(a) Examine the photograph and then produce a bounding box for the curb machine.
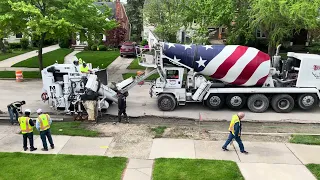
[137,42,320,113]
[40,59,157,121]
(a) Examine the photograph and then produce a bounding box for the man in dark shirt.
[7,100,25,125]
[113,91,129,124]
[18,109,37,151]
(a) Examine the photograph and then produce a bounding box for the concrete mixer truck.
[137,42,320,113]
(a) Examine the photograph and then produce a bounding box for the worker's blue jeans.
[40,129,54,150]
[7,107,18,125]
[222,132,245,152]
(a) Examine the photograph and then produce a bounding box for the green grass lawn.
[153,158,244,180]
[12,48,73,68]
[0,49,35,61]
[76,50,120,69]
[0,71,41,78]
[122,73,160,81]
[31,122,99,137]
[0,152,127,180]
[151,126,167,138]
[289,135,320,145]
[127,58,145,70]
[307,164,320,179]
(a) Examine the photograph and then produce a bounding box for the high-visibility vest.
[80,65,89,73]
[18,117,33,134]
[228,114,240,136]
[38,114,50,131]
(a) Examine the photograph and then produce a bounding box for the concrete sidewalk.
[0,67,39,71]
[0,124,319,180]
[0,44,60,67]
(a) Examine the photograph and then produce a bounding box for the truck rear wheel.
[206,94,224,110]
[247,94,269,113]
[271,94,294,113]
[226,94,246,110]
[297,94,318,110]
[157,94,177,111]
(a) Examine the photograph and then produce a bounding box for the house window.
[220,27,226,33]
[256,29,266,38]
[193,20,196,24]
[16,33,22,39]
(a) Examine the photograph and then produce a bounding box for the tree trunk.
[0,38,7,53]
[38,33,46,71]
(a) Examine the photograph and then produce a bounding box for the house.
[72,0,131,47]
[3,33,24,44]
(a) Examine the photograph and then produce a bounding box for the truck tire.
[247,94,269,113]
[157,94,177,111]
[226,94,246,110]
[271,94,294,113]
[297,94,318,110]
[205,94,224,110]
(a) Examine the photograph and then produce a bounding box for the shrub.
[140,39,148,46]
[20,38,29,49]
[307,46,320,54]
[98,45,107,51]
[91,45,97,51]
[9,43,21,49]
[59,39,70,48]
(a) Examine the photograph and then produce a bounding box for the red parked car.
[120,42,140,57]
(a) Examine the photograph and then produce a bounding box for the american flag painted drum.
[162,43,271,86]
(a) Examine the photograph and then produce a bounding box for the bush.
[140,39,148,46]
[59,39,70,48]
[307,46,320,54]
[9,43,21,49]
[98,45,107,51]
[20,38,29,49]
[91,45,97,51]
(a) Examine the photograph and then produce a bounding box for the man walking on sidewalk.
[222,112,248,154]
[18,109,37,151]
[36,109,54,151]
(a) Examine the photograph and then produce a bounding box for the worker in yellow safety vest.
[80,62,90,74]
[18,109,37,151]
[222,112,248,154]
[36,109,54,151]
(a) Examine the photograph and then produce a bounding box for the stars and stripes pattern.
[162,43,270,86]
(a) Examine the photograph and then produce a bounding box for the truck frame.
[137,43,320,113]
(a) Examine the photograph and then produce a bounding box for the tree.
[248,0,320,55]
[0,0,27,53]
[180,0,235,44]
[4,0,116,71]
[126,0,145,42]
[143,0,186,42]
[105,26,127,47]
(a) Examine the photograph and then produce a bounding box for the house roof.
[94,1,116,19]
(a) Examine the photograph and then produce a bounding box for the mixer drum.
[162,43,270,86]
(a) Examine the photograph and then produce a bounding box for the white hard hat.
[36,109,42,114]
[25,109,31,113]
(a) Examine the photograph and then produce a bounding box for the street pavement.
[0,44,60,67]
[1,79,320,123]
[0,124,318,180]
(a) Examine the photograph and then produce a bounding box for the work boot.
[30,147,37,151]
[24,147,28,151]
[41,148,48,151]
[51,145,54,149]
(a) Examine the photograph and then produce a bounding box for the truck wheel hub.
[231,96,242,106]
[210,96,221,106]
[302,96,314,106]
[253,100,264,109]
[278,99,290,110]
[161,99,171,108]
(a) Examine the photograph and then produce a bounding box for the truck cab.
[164,67,184,89]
